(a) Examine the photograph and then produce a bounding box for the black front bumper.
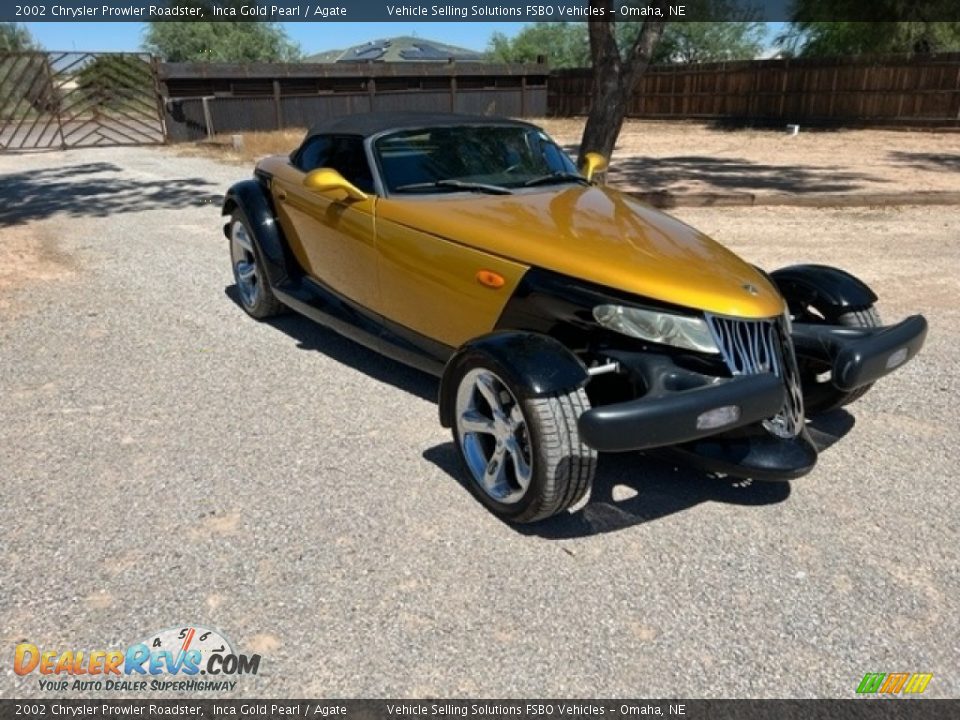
[576,313,927,481]
[791,314,927,391]
[578,371,785,453]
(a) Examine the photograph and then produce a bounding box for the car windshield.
[375,125,581,194]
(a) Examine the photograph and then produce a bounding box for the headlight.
[592,304,719,354]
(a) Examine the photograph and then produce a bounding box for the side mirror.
[580,152,608,183]
[303,168,368,201]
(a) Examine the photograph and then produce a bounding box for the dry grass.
[174,128,307,165]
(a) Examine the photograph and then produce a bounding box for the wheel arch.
[222,179,296,288]
[771,264,878,318]
[438,331,589,428]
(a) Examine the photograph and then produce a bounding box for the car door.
[270,134,379,312]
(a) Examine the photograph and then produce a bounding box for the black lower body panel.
[273,277,452,377]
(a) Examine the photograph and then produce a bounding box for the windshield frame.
[369,123,582,198]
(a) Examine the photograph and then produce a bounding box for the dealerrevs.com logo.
[14,625,260,692]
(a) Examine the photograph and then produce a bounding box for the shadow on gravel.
[424,443,792,538]
[806,409,856,452]
[606,156,887,194]
[0,162,223,226]
[224,285,438,404]
[555,143,885,195]
[888,150,960,173]
[425,410,856,538]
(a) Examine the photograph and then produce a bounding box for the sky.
[25,21,785,55]
[24,22,529,54]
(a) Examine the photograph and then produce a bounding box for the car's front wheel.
[229,211,285,319]
[453,365,596,523]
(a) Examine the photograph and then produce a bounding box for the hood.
[376,185,785,319]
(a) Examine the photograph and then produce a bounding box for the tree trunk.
[578,5,668,165]
[579,72,630,163]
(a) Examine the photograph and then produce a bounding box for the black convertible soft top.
[306,112,535,139]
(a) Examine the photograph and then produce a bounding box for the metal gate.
[0,52,165,151]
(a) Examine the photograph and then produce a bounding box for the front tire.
[229,211,285,320]
[453,364,597,523]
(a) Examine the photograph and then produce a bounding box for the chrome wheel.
[230,220,260,309]
[454,368,533,505]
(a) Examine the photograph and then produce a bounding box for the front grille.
[705,314,805,438]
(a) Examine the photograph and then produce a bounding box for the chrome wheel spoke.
[460,410,496,435]
[231,221,260,307]
[504,437,532,489]
[483,444,507,492]
[233,223,254,252]
[475,373,503,414]
[455,368,535,506]
[236,261,256,282]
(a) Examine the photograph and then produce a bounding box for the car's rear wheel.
[453,365,596,523]
[794,304,882,415]
[229,212,285,319]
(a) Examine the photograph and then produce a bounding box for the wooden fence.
[158,62,549,141]
[549,53,960,127]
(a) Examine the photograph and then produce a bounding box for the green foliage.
[76,55,155,113]
[487,23,590,68]
[142,20,301,62]
[1,26,46,120]
[654,22,766,63]
[781,21,960,56]
[619,1,765,63]
[0,22,37,52]
[487,2,765,69]
[782,2,960,55]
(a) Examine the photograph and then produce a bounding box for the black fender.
[222,179,296,288]
[438,332,589,428]
[771,264,878,318]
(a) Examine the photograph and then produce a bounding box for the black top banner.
[5,0,960,23]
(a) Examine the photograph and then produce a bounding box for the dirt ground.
[182,119,960,199]
[0,224,75,315]
[537,118,960,196]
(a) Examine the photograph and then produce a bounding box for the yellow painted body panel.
[376,186,785,319]
[376,218,528,347]
[258,152,785,350]
[263,156,380,311]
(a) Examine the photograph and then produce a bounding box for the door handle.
[276,188,287,201]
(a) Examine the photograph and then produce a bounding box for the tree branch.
[623,1,669,83]
[588,1,620,68]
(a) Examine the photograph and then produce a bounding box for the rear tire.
[229,211,285,320]
[797,305,881,415]
[452,363,597,523]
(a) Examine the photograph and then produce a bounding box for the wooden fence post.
[272,79,282,129]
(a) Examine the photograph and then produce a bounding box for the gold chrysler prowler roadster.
[223,113,927,523]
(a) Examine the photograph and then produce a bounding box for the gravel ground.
[1,146,958,699]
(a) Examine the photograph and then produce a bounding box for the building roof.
[305,36,484,64]
[307,112,534,138]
